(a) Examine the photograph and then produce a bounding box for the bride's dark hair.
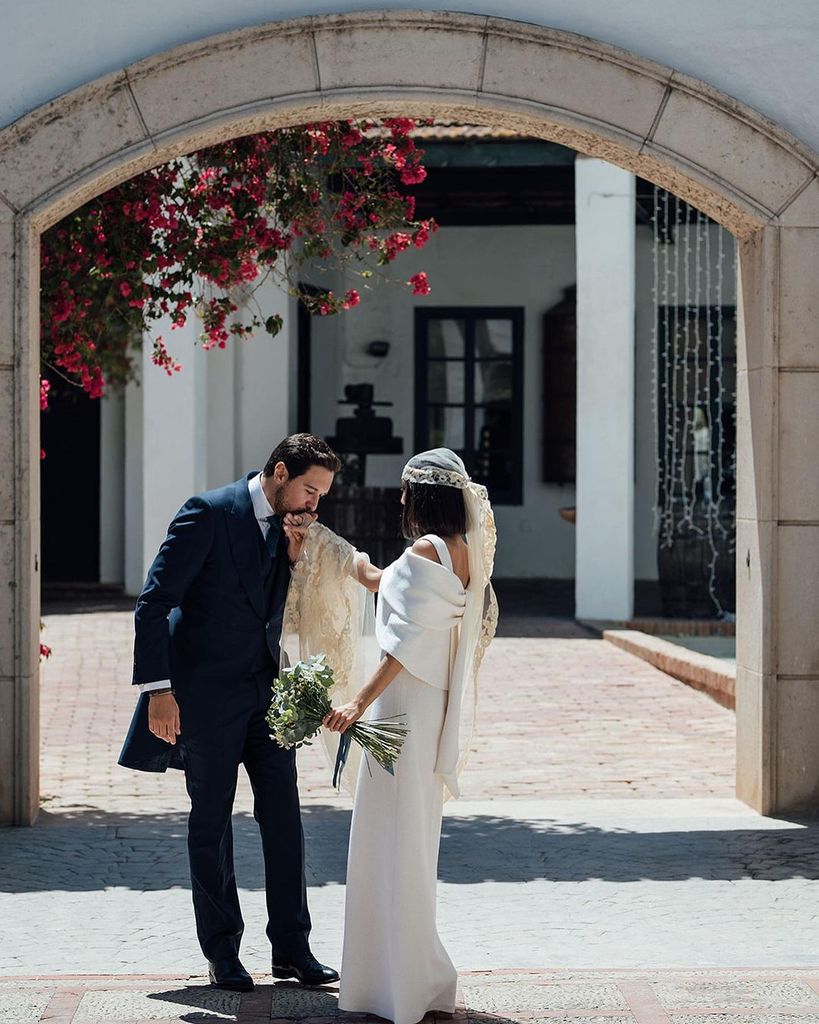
[401,482,467,540]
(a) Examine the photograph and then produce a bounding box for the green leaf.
[265,314,283,337]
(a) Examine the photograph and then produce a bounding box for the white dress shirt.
[139,473,279,694]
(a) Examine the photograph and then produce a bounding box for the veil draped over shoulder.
[279,522,378,795]
[400,449,499,798]
[279,448,498,800]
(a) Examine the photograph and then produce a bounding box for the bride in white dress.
[323,449,498,1024]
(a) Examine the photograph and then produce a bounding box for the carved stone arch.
[1,11,818,822]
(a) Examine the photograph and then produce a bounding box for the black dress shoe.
[208,957,254,992]
[271,951,339,986]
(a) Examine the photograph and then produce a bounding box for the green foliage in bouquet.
[267,654,409,780]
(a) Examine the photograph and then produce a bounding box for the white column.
[124,315,207,595]
[574,157,636,620]
[234,275,292,471]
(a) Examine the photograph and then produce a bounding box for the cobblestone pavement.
[3,609,818,1022]
[8,971,819,1024]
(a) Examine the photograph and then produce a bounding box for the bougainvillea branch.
[39,118,437,410]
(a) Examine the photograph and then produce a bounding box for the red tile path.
[38,610,735,816]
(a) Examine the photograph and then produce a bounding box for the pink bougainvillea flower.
[409,271,431,296]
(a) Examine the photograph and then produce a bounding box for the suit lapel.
[226,474,266,620]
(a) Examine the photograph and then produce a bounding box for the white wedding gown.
[338,534,467,1024]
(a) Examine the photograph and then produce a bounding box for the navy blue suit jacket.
[119,472,288,773]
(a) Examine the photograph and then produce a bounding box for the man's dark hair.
[401,482,467,540]
[263,433,342,479]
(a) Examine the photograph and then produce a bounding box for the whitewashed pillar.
[234,275,292,472]
[124,316,207,595]
[574,158,636,620]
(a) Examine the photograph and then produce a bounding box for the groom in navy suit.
[119,434,341,992]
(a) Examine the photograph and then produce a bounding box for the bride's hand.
[323,701,364,733]
[283,511,317,564]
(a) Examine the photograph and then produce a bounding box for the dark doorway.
[40,384,101,584]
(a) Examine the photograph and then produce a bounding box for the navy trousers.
[177,670,311,962]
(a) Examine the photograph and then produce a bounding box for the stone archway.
[1,11,817,824]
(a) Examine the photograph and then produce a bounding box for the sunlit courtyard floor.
[3,605,818,1024]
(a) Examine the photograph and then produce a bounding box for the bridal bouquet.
[267,654,409,786]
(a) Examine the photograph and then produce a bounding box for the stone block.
[0,669,37,825]
[315,14,484,91]
[676,1016,819,1024]
[0,675,15,826]
[775,677,819,811]
[655,978,819,1009]
[0,522,14,679]
[737,227,778,372]
[778,370,819,521]
[651,89,812,218]
[779,227,819,368]
[0,73,148,212]
[483,30,667,140]
[128,25,318,140]
[73,987,242,1022]
[461,978,627,1013]
[0,988,52,1024]
[736,516,775,676]
[776,524,819,676]
[0,206,13,366]
[778,175,819,228]
[734,665,774,811]
[735,367,777,522]
[0,367,13,522]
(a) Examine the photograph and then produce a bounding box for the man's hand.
[148,692,181,744]
[282,511,318,565]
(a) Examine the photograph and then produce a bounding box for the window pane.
[475,318,513,357]
[475,406,513,456]
[428,406,464,449]
[428,360,465,403]
[427,319,466,358]
[475,359,513,404]
[473,435,514,491]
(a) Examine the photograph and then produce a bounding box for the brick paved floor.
[38,610,735,815]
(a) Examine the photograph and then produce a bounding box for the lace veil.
[279,522,378,795]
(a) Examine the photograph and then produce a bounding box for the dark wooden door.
[40,385,101,583]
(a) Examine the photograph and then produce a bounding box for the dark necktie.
[264,514,282,560]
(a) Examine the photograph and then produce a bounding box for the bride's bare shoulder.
[410,538,440,563]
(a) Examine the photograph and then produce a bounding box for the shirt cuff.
[139,679,172,694]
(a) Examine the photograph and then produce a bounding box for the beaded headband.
[400,465,470,489]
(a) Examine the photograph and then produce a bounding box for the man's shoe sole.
[271,966,339,986]
[209,978,255,992]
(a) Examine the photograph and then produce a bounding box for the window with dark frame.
[414,307,524,505]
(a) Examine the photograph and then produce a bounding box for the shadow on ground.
[2,803,818,893]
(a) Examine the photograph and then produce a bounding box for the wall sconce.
[366,340,390,358]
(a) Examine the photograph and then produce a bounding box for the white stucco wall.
[306,214,737,582]
[2,3,818,155]
[307,223,579,579]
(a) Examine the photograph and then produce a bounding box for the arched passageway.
[1,11,817,823]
